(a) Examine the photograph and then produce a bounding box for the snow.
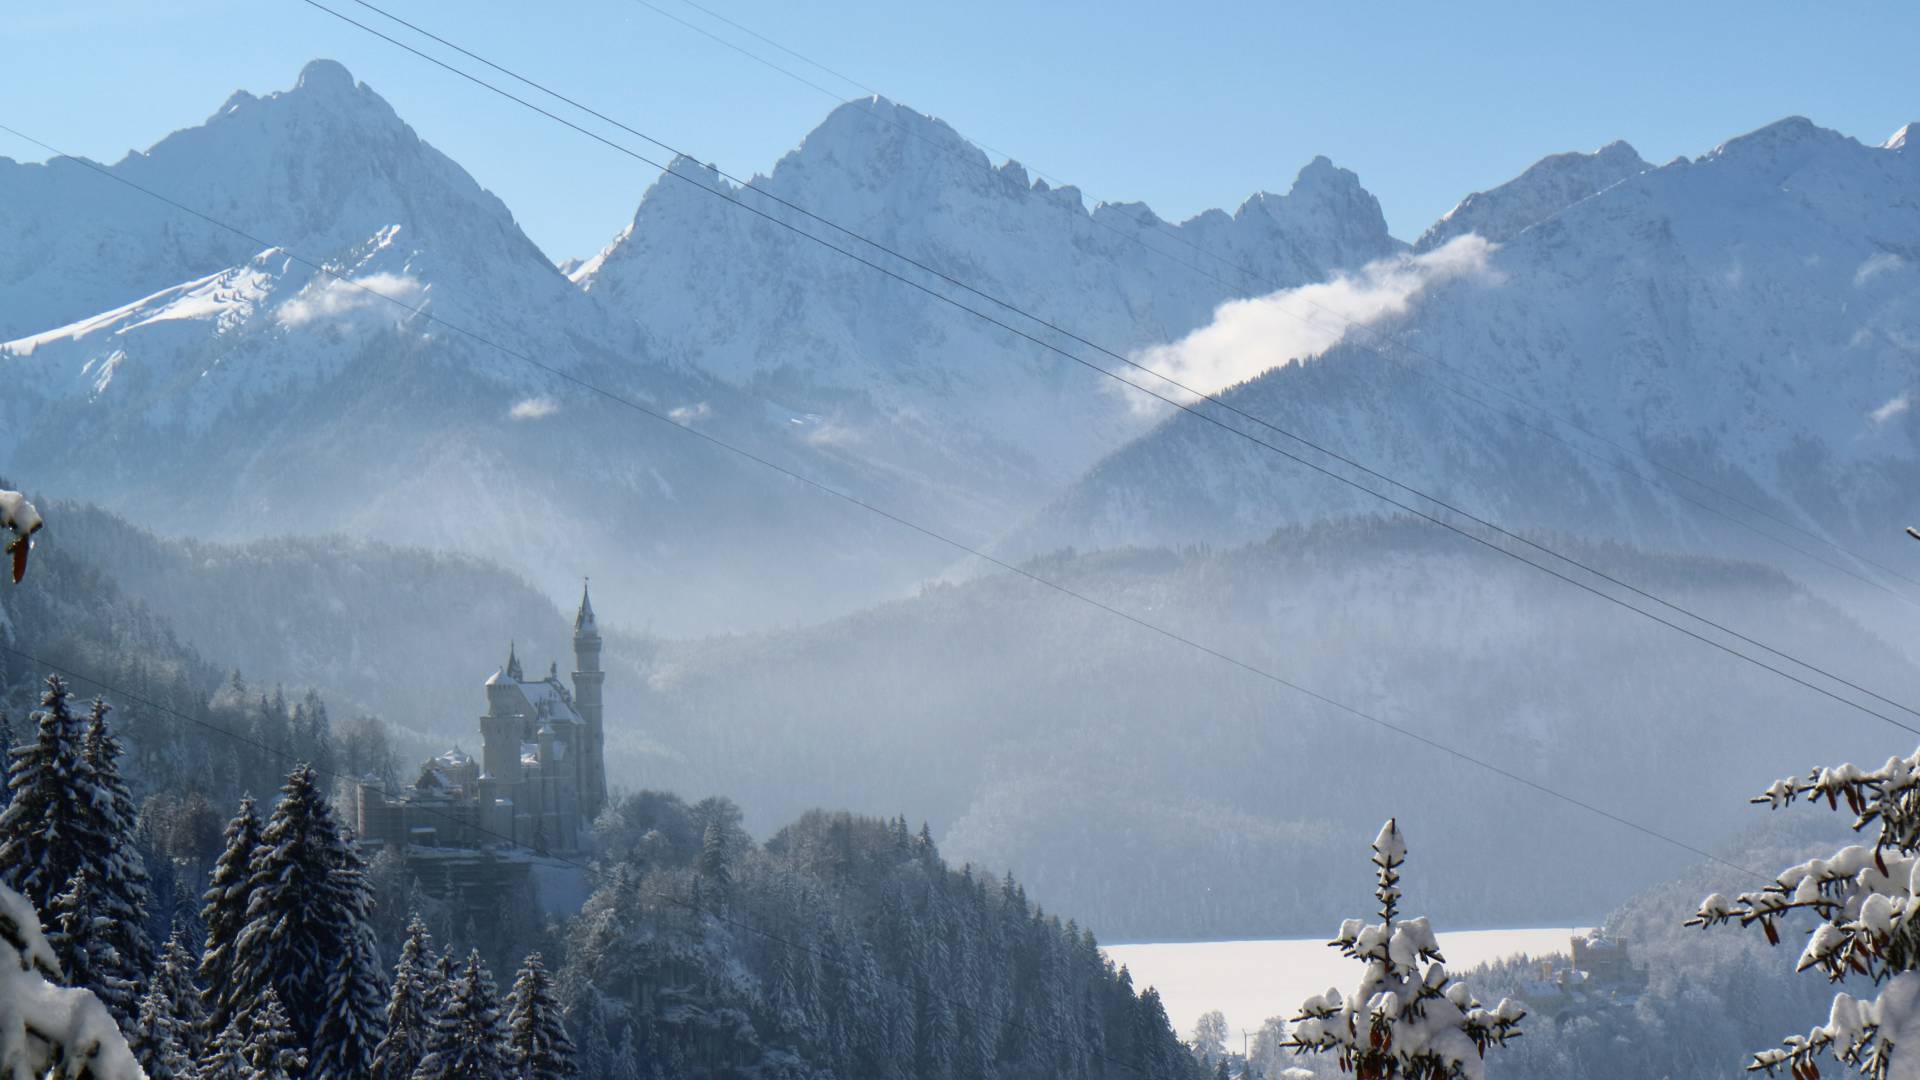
[1006,112,1920,596]
[0,885,145,1080]
[1102,927,1583,1040]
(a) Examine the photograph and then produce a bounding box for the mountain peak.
[777,96,988,182]
[1887,122,1918,151]
[1416,138,1649,251]
[1706,115,1849,166]
[295,58,357,95]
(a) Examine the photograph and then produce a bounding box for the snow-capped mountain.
[1,65,1409,633]
[1006,118,1920,616]
[0,63,1042,634]
[570,97,1404,487]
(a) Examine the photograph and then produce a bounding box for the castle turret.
[572,581,608,823]
[482,641,525,784]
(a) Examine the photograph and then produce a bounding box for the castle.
[355,583,609,856]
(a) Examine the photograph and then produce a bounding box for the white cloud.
[1857,252,1904,286]
[509,396,559,421]
[1130,234,1500,404]
[277,271,425,328]
[1869,394,1911,426]
[668,402,712,423]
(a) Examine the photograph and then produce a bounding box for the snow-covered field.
[1104,927,1588,1042]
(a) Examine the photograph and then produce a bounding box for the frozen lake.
[1104,927,1589,1043]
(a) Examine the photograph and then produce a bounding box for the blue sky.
[5,1,1915,263]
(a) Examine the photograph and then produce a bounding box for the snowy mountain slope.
[0,64,1030,634]
[1006,117,1920,606]
[0,60,555,342]
[571,97,1405,487]
[1415,139,1649,251]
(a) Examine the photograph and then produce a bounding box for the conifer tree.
[157,929,211,1061]
[0,676,101,912]
[129,929,209,1076]
[197,1014,251,1080]
[698,820,732,906]
[228,764,386,1078]
[1285,820,1523,1080]
[129,978,196,1080]
[413,949,511,1080]
[311,843,388,1079]
[505,952,577,1080]
[371,915,438,1080]
[243,989,310,1080]
[48,869,136,1023]
[199,795,262,1037]
[1689,750,1920,1078]
[77,697,154,1009]
[426,948,459,1016]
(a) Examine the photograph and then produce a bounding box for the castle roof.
[574,580,599,636]
[486,670,584,726]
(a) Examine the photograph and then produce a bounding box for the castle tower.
[481,641,525,784]
[571,581,608,823]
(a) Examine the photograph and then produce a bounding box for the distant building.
[355,582,609,855]
[1521,930,1644,1016]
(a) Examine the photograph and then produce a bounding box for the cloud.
[1869,394,1910,426]
[1857,253,1904,286]
[277,271,425,328]
[668,402,712,423]
[509,396,559,421]
[1129,235,1500,404]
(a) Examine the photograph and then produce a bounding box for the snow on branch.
[1285,818,1524,1080]
[1690,750,1920,1078]
[0,884,146,1079]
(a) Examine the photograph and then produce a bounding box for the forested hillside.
[0,491,1199,1078]
[633,519,1920,940]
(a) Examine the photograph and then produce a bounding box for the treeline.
[565,795,1202,1078]
[2,668,1199,1078]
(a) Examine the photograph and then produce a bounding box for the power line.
[284,1,1920,735]
[629,0,1920,606]
[0,121,1769,883]
[0,643,1158,1077]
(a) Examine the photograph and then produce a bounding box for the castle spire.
[505,640,522,681]
[574,578,598,635]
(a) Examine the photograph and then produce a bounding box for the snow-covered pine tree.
[0,883,146,1080]
[198,795,261,1038]
[243,989,309,1080]
[48,869,136,1023]
[370,915,437,1080]
[1285,820,1524,1080]
[129,977,196,1080]
[424,947,458,1019]
[228,764,386,1079]
[77,698,154,1019]
[1688,750,1920,1078]
[309,832,386,1079]
[412,949,510,1080]
[698,820,732,907]
[0,676,103,913]
[156,929,210,1062]
[505,952,576,1080]
[198,1013,252,1080]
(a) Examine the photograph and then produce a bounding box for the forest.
[0,491,1203,1078]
